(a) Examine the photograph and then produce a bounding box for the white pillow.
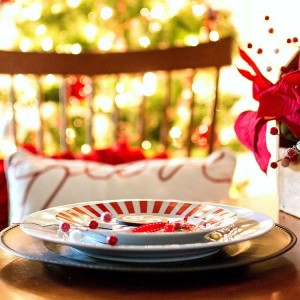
[5,149,236,223]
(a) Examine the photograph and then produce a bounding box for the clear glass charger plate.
[0,224,296,273]
[16,200,276,263]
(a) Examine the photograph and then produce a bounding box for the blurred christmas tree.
[0,0,239,156]
[0,0,235,52]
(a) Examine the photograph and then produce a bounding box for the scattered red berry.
[293,37,298,43]
[60,222,71,232]
[257,48,263,54]
[287,38,292,44]
[88,220,99,229]
[280,66,287,72]
[270,162,278,169]
[270,127,278,135]
[107,235,118,246]
[281,157,290,167]
[101,211,113,223]
[285,148,299,162]
[268,28,274,34]
[247,43,253,49]
[264,15,270,21]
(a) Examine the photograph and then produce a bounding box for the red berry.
[60,222,70,232]
[257,48,263,54]
[247,43,253,49]
[270,162,278,169]
[268,28,274,34]
[280,66,287,72]
[88,220,99,229]
[101,211,113,223]
[287,38,292,44]
[285,148,299,162]
[293,37,298,43]
[270,127,278,135]
[281,158,290,167]
[264,16,270,21]
[266,66,272,72]
[107,235,118,246]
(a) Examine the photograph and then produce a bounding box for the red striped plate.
[55,199,238,245]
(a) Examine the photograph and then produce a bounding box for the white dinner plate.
[19,200,274,263]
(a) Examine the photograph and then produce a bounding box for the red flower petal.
[238,48,273,90]
[257,70,300,118]
[234,111,271,173]
[282,110,300,138]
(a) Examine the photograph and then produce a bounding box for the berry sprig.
[56,211,118,245]
[269,126,300,168]
[246,15,299,74]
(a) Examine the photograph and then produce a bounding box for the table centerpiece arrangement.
[234,15,300,216]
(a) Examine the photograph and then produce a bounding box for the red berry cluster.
[58,211,118,245]
[269,127,300,168]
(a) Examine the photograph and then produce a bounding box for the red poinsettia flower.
[234,48,300,173]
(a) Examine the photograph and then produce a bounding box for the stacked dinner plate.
[0,199,296,271]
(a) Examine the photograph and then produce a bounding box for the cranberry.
[101,211,113,223]
[60,222,70,232]
[270,127,278,135]
[107,235,118,246]
[285,148,299,162]
[88,220,99,229]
